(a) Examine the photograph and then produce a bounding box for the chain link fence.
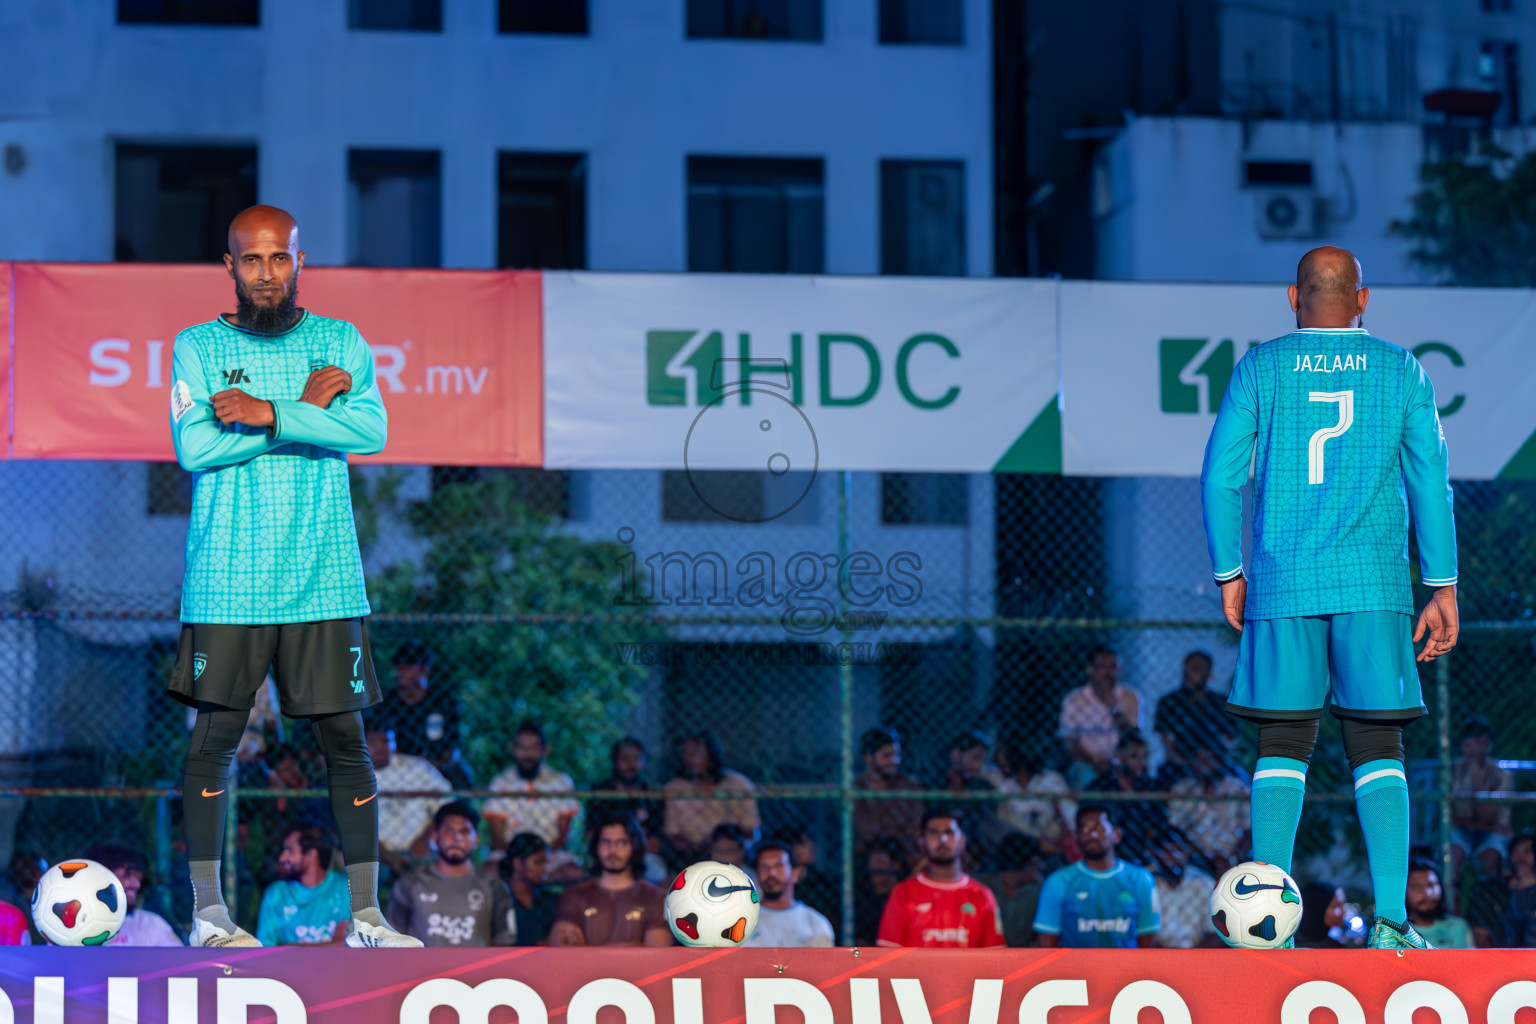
[0,461,1532,946]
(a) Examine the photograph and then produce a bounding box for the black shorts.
[168,618,383,718]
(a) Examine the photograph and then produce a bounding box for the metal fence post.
[1437,651,1453,905]
[838,469,855,945]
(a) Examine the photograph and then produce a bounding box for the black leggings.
[1257,716,1408,771]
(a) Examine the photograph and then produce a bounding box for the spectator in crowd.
[386,802,515,947]
[947,730,1005,860]
[771,825,838,927]
[84,843,182,947]
[366,726,453,878]
[708,823,751,872]
[483,721,582,879]
[264,744,329,822]
[854,839,907,947]
[1086,729,1169,865]
[1147,828,1218,949]
[256,824,351,946]
[980,833,1044,948]
[1035,804,1159,949]
[234,675,284,789]
[587,737,663,839]
[853,726,924,859]
[744,840,835,947]
[0,898,26,946]
[1463,861,1510,948]
[993,735,1075,859]
[876,807,1004,949]
[2,854,44,945]
[1451,716,1512,882]
[503,833,562,946]
[1294,883,1347,949]
[551,814,671,946]
[1169,748,1250,877]
[662,732,760,860]
[1059,647,1140,788]
[371,641,473,789]
[1503,832,1536,947]
[1153,651,1238,778]
[1407,859,1472,949]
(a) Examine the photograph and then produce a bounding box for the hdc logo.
[1159,338,1258,415]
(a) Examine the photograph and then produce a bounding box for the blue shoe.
[1368,917,1433,950]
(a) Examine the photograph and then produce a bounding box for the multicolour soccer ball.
[665,860,760,947]
[1210,860,1303,948]
[32,859,126,946]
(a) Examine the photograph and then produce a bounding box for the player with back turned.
[165,205,420,948]
[1201,246,1459,950]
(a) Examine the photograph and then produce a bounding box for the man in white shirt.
[85,844,182,947]
[744,840,834,948]
[366,726,453,874]
[1149,828,1219,949]
[482,721,581,877]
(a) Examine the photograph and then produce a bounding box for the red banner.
[0,263,11,458]
[2,947,1536,1023]
[9,263,542,465]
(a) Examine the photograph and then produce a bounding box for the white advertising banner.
[1060,280,1536,479]
[543,272,1060,473]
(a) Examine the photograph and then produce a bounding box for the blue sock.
[1251,757,1308,874]
[1354,758,1410,924]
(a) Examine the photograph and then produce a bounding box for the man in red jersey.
[877,807,1005,948]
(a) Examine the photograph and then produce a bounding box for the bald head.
[227,204,298,257]
[1289,246,1368,329]
[224,205,304,331]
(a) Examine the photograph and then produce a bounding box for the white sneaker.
[345,911,423,948]
[190,908,262,948]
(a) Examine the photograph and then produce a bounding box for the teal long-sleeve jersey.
[169,311,387,624]
[1200,327,1456,620]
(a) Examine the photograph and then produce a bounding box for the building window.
[148,463,195,516]
[348,149,441,268]
[662,470,817,523]
[687,0,821,40]
[1482,0,1514,11]
[431,467,570,519]
[499,0,587,34]
[498,153,587,269]
[1480,41,1522,123]
[119,0,259,24]
[878,0,961,44]
[115,144,257,263]
[349,0,441,30]
[881,161,966,276]
[880,473,967,525]
[689,157,824,274]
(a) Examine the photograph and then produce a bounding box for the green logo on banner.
[1160,338,1237,414]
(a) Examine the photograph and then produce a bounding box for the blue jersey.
[255,871,351,945]
[1033,861,1160,949]
[1201,327,1456,619]
[169,311,387,624]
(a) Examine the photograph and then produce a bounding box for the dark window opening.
[349,0,442,30]
[1243,161,1313,186]
[348,149,441,268]
[499,0,588,34]
[881,473,968,526]
[118,0,259,24]
[114,144,257,263]
[498,153,587,270]
[881,160,966,276]
[878,0,961,44]
[688,156,824,274]
[687,0,821,40]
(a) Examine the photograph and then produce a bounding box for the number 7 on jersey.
[1307,390,1354,485]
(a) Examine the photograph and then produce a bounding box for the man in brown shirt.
[853,726,924,859]
[550,814,672,946]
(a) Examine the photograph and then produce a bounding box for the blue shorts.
[1226,612,1426,722]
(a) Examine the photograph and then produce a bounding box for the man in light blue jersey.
[165,205,419,948]
[1034,804,1160,949]
[1202,246,1460,950]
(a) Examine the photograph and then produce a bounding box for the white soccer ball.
[1210,860,1303,948]
[665,860,760,947]
[32,859,127,946]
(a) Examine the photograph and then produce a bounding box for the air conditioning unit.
[1255,189,1317,239]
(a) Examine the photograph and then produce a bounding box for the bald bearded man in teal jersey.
[165,205,419,948]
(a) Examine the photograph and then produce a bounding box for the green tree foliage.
[366,475,662,785]
[1391,148,1536,286]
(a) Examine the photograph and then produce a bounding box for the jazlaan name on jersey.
[1294,353,1366,372]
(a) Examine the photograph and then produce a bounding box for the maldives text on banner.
[1,947,1535,1023]
[542,271,1061,472]
[9,263,543,466]
[1059,279,1536,479]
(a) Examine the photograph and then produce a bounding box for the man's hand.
[1414,585,1459,662]
[301,366,353,408]
[1220,576,1247,632]
[211,389,275,428]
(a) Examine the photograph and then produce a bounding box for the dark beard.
[762,889,785,902]
[440,849,470,866]
[235,277,299,333]
[599,861,631,877]
[927,853,957,866]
